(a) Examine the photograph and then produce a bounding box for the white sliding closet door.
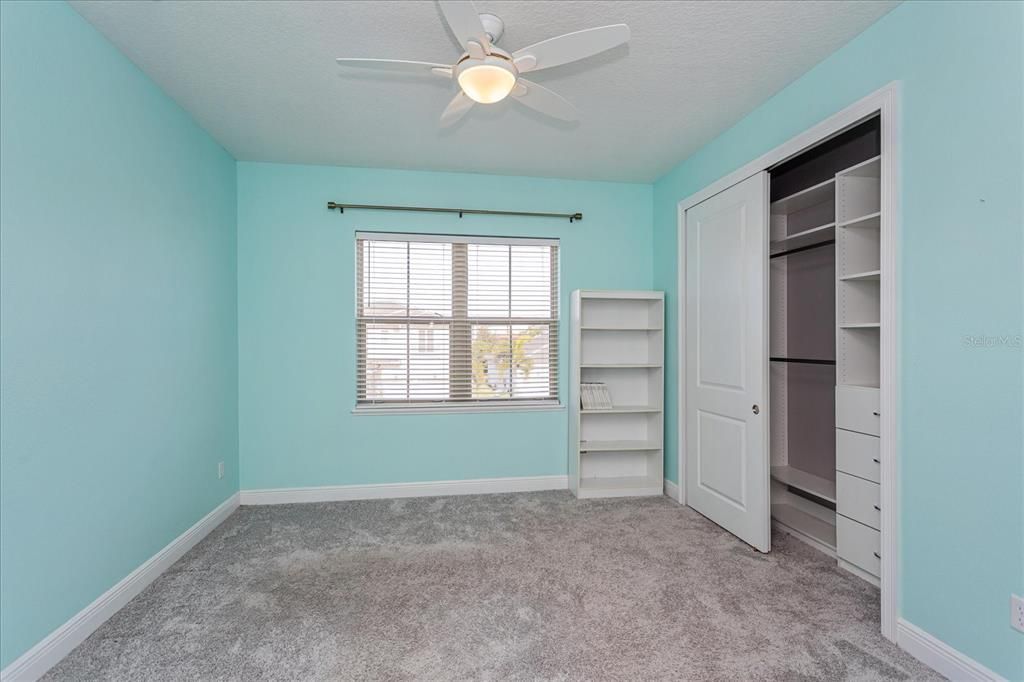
[684,172,770,552]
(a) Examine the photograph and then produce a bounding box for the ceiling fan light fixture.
[336,0,631,126]
[457,60,516,104]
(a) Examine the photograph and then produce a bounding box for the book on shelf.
[580,382,613,410]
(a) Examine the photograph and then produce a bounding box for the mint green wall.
[0,1,239,668]
[3,0,1020,676]
[237,162,651,489]
[652,1,1023,676]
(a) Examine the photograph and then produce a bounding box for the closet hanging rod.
[770,357,837,365]
[327,201,583,223]
[769,239,834,259]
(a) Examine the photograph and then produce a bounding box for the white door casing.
[684,172,770,552]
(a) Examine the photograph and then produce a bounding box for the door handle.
[752,404,760,415]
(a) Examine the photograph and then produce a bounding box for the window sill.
[352,402,564,416]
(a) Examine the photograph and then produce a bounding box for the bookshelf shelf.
[581,363,662,369]
[577,475,663,498]
[581,405,661,414]
[580,439,662,452]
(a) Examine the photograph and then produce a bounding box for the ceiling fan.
[336,1,630,127]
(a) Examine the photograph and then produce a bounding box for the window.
[356,232,559,411]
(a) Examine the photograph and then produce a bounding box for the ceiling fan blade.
[511,79,578,122]
[438,1,491,56]
[512,24,630,74]
[336,58,452,78]
[440,91,474,128]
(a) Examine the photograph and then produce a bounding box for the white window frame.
[353,231,563,415]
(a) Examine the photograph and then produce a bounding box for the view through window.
[356,232,559,407]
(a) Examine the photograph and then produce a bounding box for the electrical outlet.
[217,461,225,480]
[1012,594,1024,634]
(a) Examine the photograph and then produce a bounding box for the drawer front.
[836,429,880,483]
[837,471,881,530]
[836,385,880,436]
[837,515,881,577]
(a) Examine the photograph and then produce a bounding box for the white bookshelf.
[569,290,665,499]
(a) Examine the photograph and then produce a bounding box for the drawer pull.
[873,552,881,559]
[872,458,880,464]
[873,505,881,511]
[872,411,880,416]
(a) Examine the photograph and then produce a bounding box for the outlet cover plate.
[1013,594,1024,633]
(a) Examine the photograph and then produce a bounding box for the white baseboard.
[664,478,681,503]
[0,493,240,682]
[896,619,1005,681]
[239,474,569,505]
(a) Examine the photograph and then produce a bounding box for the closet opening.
[768,115,883,583]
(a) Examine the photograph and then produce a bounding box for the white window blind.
[356,232,559,409]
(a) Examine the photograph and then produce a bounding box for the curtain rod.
[327,201,582,223]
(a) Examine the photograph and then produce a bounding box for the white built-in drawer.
[837,515,881,577]
[837,471,880,530]
[836,429,880,483]
[836,385,880,436]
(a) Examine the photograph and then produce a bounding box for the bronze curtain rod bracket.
[327,201,582,223]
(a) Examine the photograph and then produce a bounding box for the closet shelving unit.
[834,155,883,584]
[768,146,883,583]
[569,290,665,499]
[836,156,882,389]
[769,165,840,554]
[769,177,837,255]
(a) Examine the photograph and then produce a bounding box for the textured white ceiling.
[70,0,898,182]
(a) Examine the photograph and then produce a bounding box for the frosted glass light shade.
[457,64,516,104]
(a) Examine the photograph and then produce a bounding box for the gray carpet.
[45,491,939,681]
